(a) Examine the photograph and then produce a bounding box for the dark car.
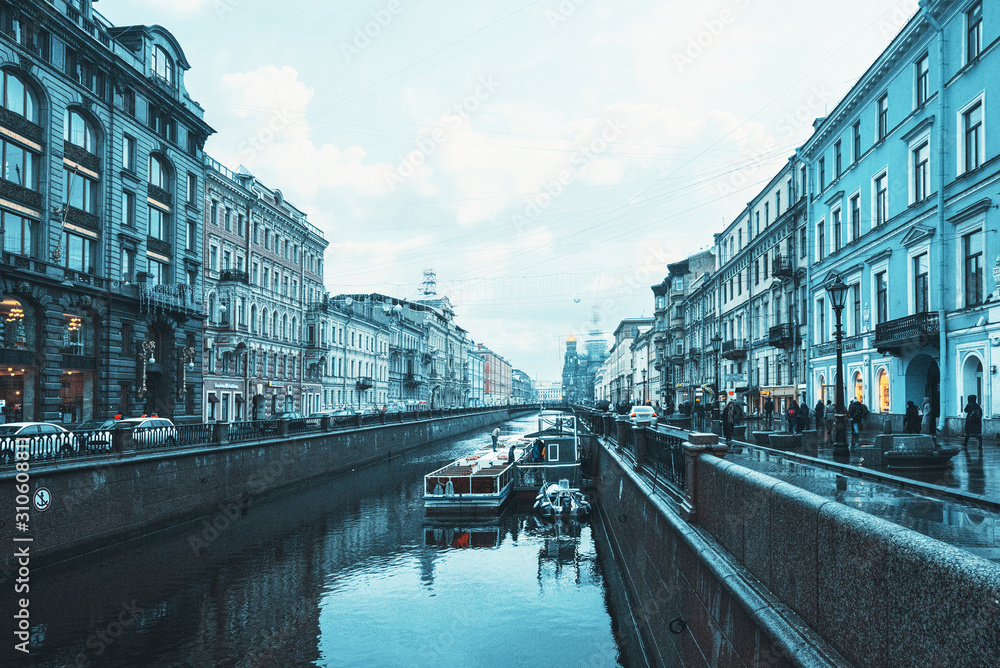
[260,412,307,434]
[72,418,118,450]
[595,400,611,411]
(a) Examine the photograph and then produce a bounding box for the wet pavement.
[724,435,1000,563]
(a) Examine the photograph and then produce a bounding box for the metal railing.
[646,428,686,488]
[0,405,538,469]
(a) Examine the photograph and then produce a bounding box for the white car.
[628,406,658,426]
[110,417,178,449]
[0,422,78,463]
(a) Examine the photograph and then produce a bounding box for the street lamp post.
[825,274,850,456]
[641,369,647,403]
[711,332,722,420]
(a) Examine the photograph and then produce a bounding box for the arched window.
[149,154,171,190]
[207,293,216,324]
[272,312,279,338]
[282,314,288,340]
[1,70,39,123]
[853,372,864,404]
[0,297,36,350]
[152,46,173,85]
[261,308,268,337]
[64,108,97,153]
[877,368,890,413]
[290,317,297,342]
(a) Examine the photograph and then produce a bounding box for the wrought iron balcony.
[772,254,794,279]
[219,269,250,284]
[874,312,939,356]
[355,376,374,390]
[721,339,748,360]
[768,323,794,348]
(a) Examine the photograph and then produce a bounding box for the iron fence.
[645,428,686,489]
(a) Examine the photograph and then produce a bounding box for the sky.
[98,0,915,382]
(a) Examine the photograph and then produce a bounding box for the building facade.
[801,0,999,425]
[0,0,212,423]
[476,343,511,405]
[467,346,484,407]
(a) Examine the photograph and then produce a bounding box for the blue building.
[800,0,998,427]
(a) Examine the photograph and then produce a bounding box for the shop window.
[61,313,93,355]
[877,368,890,413]
[854,372,864,404]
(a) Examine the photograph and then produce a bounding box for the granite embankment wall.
[593,440,1000,667]
[0,410,510,567]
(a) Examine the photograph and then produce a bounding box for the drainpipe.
[927,10,948,429]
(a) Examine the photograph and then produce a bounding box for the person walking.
[763,397,774,430]
[797,400,810,434]
[814,399,825,437]
[903,401,921,434]
[722,401,736,444]
[491,426,500,451]
[695,402,706,431]
[848,398,868,445]
[921,397,935,439]
[786,399,798,434]
[825,400,835,439]
[962,394,984,450]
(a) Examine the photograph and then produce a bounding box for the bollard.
[112,428,134,453]
[213,421,230,445]
[615,416,630,453]
[278,420,290,438]
[321,416,332,432]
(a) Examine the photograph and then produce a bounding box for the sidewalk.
[723,433,1000,563]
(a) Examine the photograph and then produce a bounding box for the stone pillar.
[213,421,230,445]
[633,423,649,470]
[321,416,332,432]
[278,420,290,437]
[603,413,615,439]
[615,416,630,453]
[112,428,134,453]
[680,432,728,523]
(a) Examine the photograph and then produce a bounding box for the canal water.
[8,414,639,667]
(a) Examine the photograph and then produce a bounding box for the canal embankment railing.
[572,406,1000,668]
[0,406,539,567]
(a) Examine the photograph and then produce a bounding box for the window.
[913,253,929,313]
[123,134,136,171]
[62,231,95,273]
[64,169,98,213]
[122,191,136,227]
[224,207,231,232]
[817,298,826,343]
[237,214,244,237]
[877,94,888,141]
[1,69,39,123]
[874,173,887,226]
[152,46,173,85]
[834,140,842,177]
[775,190,781,217]
[187,172,197,205]
[754,260,760,285]
[852,121,861,162]
[209,245,218,272]
[817,220,825,261]
[877,368,890,413]
[148,106,174,142]
[148,206,168,241]
[799,227,806,258]
[1,209,35,255]
[833,209,842,252]
[916,54,929,107]
[963,101,983,173]
[967,1,982,62]
[251,262,259,285]
[818,157,826,190]
[223,250,231,271]
[65,109,97,153]
[964,230,983,307]
[850,194,860,241]
[149,154,170,190]
[187,219,196,250]
[253,223,259,244]
[755,211,760,235]
[2,136,39,189]
[852,284,861,336]
[122,248,135,281]
[913,141,929,202]
[148,258,168,286]
[121,88,135,117]
[875,271,888,324]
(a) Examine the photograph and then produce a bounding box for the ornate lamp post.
[139,340,156,398]
[711,332,722,420]
[641,369,647,403]
[178,346,196,398]
[825,274,850,456]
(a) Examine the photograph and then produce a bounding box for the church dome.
[566,334,577,342]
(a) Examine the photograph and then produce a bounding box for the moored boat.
[423,445,524,515]
[534,479,591,518]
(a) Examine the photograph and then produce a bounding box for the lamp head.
[825,274,849,311]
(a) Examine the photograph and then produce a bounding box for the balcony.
[688,347,700,360]
[768,323,794,348]
[721,339,748,360]
[219,269,250,284]
[356,376,374,391]
[874,312,939,356]
[404,372,424,386]
[772,254,794,279]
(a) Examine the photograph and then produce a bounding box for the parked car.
[628,406,658,426]
[595,400,611,411]
[110,417,178,448]
[0,422,78,463]
[72,418,118,451]
[260,411,307,434]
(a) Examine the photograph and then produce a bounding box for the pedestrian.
[786,399,798,434]
[797,401,810,434]
[814,399,825,438]
[921,397,935,438]
[763,397,774,430]
[695,402,706,431]
[962,394,984,450]
[848,398,869,445]
[825,400,835,439]
[722,401,736,443]
[509,443,518,466]
[491,426,500,451]
[903,401,921,434]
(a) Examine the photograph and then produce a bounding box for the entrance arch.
[961,354,984,408]
[905,354,939,422]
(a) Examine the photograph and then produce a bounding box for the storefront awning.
[207,393,219,403]
[235,394,245,403]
